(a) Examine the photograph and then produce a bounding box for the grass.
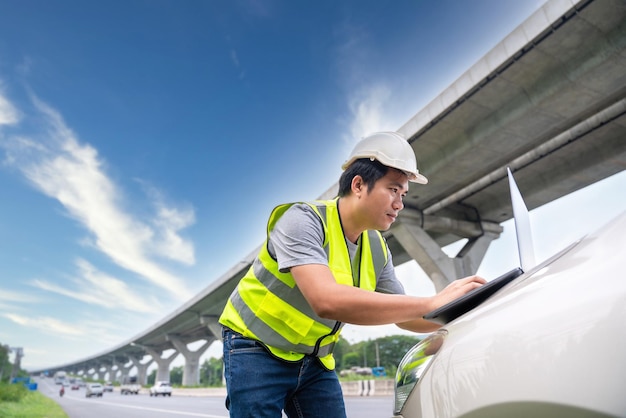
[0,384,68,418]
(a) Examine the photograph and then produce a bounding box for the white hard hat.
[341,132,428,184]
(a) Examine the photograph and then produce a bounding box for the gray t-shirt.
[268,203,405,295]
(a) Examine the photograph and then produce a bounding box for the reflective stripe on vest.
[220,199,388,361]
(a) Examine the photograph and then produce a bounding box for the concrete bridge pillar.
[116,360,133,384]
[167,335,214,387]
[104,363,119,382]
[85,369,96,381]
[390,211,502,291]
[128,355,154,386]
[96,367,106,381]
[140,346,178,383]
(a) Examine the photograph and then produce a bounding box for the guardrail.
[340,379,394,397]
[169,379,394,398]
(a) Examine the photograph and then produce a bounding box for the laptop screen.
[508,167,536,271]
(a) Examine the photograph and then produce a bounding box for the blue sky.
[1,0,624,371]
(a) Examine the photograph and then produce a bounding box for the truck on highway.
[120,375,140,395]
[53,371,67,385]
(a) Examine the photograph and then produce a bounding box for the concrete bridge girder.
[200,315,223,339]
[390,210,503,291]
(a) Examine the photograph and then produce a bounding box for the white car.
[149,381,172,397]
[85,383,103,398]
[394,211,626,417]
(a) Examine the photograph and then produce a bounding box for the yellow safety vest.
[219,199,389,370]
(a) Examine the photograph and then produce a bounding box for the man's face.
[360,169,408,231]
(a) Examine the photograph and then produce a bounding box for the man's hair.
[338,158,389,197]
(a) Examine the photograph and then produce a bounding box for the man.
[219,132,485,417]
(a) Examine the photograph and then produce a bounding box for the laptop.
[422,168,536,325]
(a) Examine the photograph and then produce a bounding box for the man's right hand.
[431,275,486,309]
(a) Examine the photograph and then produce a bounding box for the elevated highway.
[32,0,626,385]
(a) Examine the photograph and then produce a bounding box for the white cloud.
[31,259,162,314]
[230,49,246,79]
[0,288,40,303]
[140,181,196,265]
[332,19,413,145]
[3,312,132,351]
[4,313,84,337]
[0,93,195,302]
[0,88,20,126]
[153,206,196,264]
[0,288,40,311]
[346,83,396,142]
[332,21,390,142]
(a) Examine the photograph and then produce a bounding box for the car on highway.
[103,382,114,392]
[70,382,80,390]
[85,383,104,398]
[393,210,626,417]
[149,381,172,397]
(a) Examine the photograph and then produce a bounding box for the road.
[37,378,395,418]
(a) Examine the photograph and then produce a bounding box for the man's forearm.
[396,318,441,333]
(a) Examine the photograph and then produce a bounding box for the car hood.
[418,211,626,417]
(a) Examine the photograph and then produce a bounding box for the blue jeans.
[222,328,347,418]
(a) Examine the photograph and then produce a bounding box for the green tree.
[361,335,422,370]
[335,334,422,374]
[147,369,156,386]
[169,366,183,385]
[0,344,10,383]
[341,352,360,369]
[332,336,351,371]
[200,357,223,387]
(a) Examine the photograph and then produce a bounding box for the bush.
[0,383,28,402]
